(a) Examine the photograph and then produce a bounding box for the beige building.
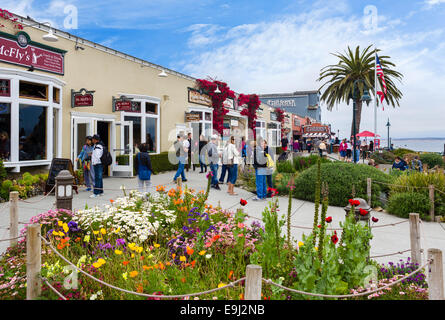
[0,14,220,176]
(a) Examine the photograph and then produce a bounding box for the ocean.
[379,138,445,153]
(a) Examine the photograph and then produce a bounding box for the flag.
[376,54,387,109]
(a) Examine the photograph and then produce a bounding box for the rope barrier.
[0,235,25,243]
[372,179,445,195]
[262,259,431,299]
[40,276,67,300]
[39,235,245,299]
[369,249,411,259]
[18,186,55,204]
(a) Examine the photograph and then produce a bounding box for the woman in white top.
[227,136,240,195]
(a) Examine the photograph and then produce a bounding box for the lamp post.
[386,118,391,150]
[352,79,372,164]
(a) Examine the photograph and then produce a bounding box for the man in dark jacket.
[135,143,153,193]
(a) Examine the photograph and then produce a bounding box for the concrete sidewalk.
[1,168,444,270]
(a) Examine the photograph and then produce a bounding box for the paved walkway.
[1,168,445,272]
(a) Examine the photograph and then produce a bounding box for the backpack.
[97,143,112,166]
[174,141,181,157]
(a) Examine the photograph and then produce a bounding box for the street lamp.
[352,79,372,163]
[386,118,391,150]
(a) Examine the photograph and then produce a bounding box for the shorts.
[340,150,346,158]
[346,150,352,158]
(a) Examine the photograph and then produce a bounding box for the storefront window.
[19,104,47,161]
[146,117,157,152]
[0,80,10,97]
[19,81,48,101]
[53,108,59,158]
[0,103,11,161]
[145,102,158,115]
[124,116,142,151]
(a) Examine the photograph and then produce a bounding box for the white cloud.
[178,6,445,138]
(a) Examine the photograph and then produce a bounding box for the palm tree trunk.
[350,99,363,138]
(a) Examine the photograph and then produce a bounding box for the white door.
[72,117,93,170]
[112,121,133,177]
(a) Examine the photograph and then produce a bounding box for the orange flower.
[129,271,138,278]
[181,277,186,283]
[166,262,171,266]
[57,243,64,250]
[212,235,221,242]
[122,261,129,266]
[110,199,114,204]
[228,270,234,279]
[136,283,143,293]
[186,246,194,256]
[190,260,196,268]
[239,293,244,300]
[158,262,165,270]
[75,237,80,242]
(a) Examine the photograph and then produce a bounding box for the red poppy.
[317,224,321,228]
[240,199,248,206]
[325,216,332,223]
[348,199,354,205]
[359,208,368,216]
[353,200,361,206]
[268,187,278,197]
[331,232,339,244]
[372,217,379,223]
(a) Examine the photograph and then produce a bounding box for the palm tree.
[318,45,403,136]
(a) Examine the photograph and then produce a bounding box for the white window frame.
[118,93,161,154]
[255,120,266,140]
[187,105,213,139]
[267,121,281,148]
[0,68,65,172]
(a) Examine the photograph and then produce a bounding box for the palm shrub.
[292,162,393,207]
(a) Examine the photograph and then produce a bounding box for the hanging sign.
[113,96,140,112]
[71,88,95,107]
[185,112,201,122]
[188,88,212,107]
[0,31,66,75]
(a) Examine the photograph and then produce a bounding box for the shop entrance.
[72,117,93,171]
[97,121,110,176]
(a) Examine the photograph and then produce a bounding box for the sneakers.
[89,194,99,198]
[85,188,92,191]
[252,197,265,201]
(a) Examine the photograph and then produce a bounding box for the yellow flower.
[198,250,206,256]
[179,256,186,262]
[218,283,227,288]
[93,231,99,235]
[315,247,318,251]
[115,227,121,233]
[52,230,59,236]
[131,253,135,258]
[122,272,128,280]
[128,243,136,250]
[92,262,101,268]
[57,221,63,227]
[83,235,90,243]
[97,238,102,241]
[100,228,106,235]
[154,243,160,248]
[97,258,106,265]
[129,271,138,278]
[115,249,123,255]
[147,254,154,259]
[298,241,304,248]
[62,223,69,233]
[136,247,143,254]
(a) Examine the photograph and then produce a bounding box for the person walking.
[293,139,300,155]
[346,140,352,162]
[318,140,326,157]
[369,140,374,153]
[306,139,312,153]
[281,136,289,152]
[90,134,104,198]
[76,136,95,191]
[184,132,191,172]
[264,140,274,197]
[339,139,348,161]
[241,136,247,165]
[198,135,208,173]
[173,134,188,183]
[253,138,268,201]
[208,134,221,190]
[219,140,231,184]
[227,136,240,195]
[135,143,152,194]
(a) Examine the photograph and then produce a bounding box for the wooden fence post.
[245,264,262,300]
[409,213,422,266]
[429,185,435,221]
[367,178,372,206]
[9,191,19,247]
[26,224,41,300]
[176,177,182,188]
[428,248,444,300]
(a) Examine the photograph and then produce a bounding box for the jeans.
[266,174,272,190]
[138,179,152,193]
[228,164,238,184]
[199,155,207,172]
[83,164,95,188]
[174,157,186,181]
[255,173,267,199]
[219,164,231,183]
[93,164,103,195]
[210,163,219,185]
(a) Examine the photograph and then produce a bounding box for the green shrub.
[276,160,296,173]
[386,192,431,219]
[420,153,444,169]
[293,155,330,172]
[273,172,297,195]
[0,160,6,181]
[238,166,256,193]
[393,148,417,158]
[292,162,393,207]
[370,150,396,165]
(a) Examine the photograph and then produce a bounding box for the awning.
[303,132,330,139]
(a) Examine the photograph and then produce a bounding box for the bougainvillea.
[196,79,236,135]
[238,94,261,140]
[0,9,24,29]
[275,108,286,137]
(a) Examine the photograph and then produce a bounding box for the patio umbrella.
[356,130,380,137]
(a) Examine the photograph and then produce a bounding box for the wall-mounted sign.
[0,31,66,75]
[223,98,235,110]
[303,124,329,133]
[185,112,201,122]
[230,119,238,127]
[188,88,212,107]
[270,112,277,121]
[112,96,140,112]
[71,88,95,108]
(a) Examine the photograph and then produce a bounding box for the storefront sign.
[185,112,201,122]
[270,112,277,121]
[71,88,95,108]
[113,96,139,112]
[188,88,212,107]
[223,98,235,110]
[304,125,329,133]
[0,31,66,75]
[230,119,238,127]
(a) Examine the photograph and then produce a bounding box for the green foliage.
[272,172,297,195]
[0,160,6,181]
[293,155,330,172]
[419,153,444,169]
[393,148,417,158]
[0,173,48,201]
[292,162,393,207]
[386,192,431,219]
[238,166,256,193]
[276,160,296,173]
[370,150,396,165]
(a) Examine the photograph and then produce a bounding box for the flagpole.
[374,44,378,149]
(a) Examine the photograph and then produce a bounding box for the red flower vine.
[0,9,24,29]
[275,108,286,137]
[196,79,235,136]
[238,94,261,140]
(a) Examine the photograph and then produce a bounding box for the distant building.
[259,90,321,122]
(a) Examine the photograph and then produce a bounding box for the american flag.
[376,54,387,108]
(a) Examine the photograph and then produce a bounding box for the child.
[135,143,153,194]
[76,136,95,191]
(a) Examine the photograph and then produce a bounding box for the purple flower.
[116,239,125,247]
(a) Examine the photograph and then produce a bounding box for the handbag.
[266,153,275,168]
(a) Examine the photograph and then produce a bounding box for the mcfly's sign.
[0,31,66,75]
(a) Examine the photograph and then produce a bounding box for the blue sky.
[2,0,445,138]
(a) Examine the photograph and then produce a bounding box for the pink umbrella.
[356,131,380,137]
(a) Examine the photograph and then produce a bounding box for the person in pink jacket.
[339,139,348,161]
